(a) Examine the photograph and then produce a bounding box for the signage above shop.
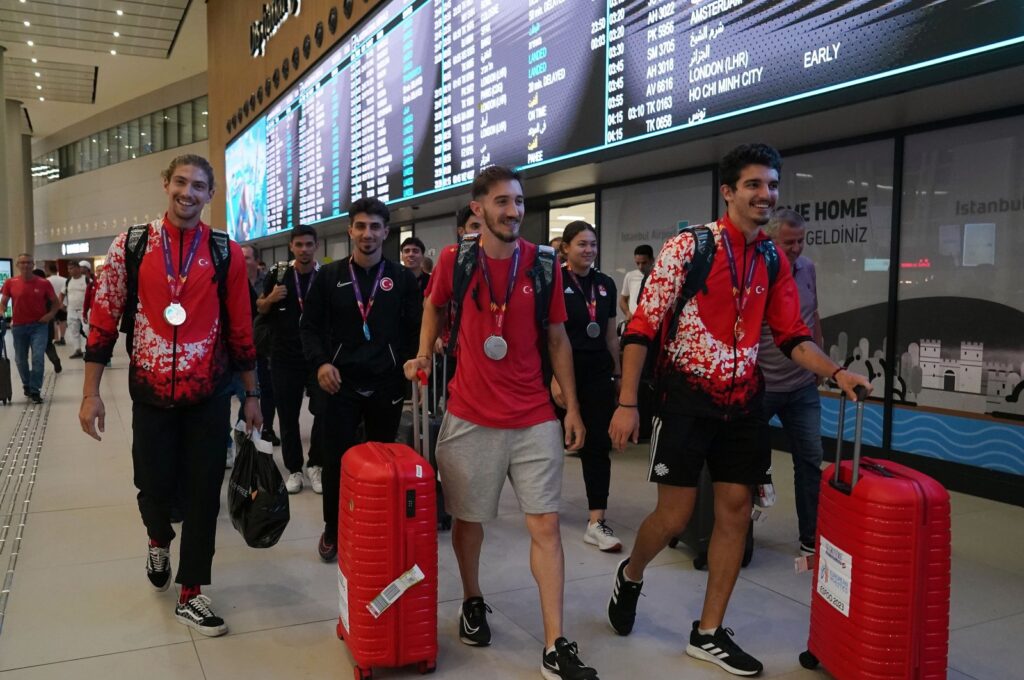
[61,242,89,255]
[250,0,302,58]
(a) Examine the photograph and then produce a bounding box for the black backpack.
[447,234,557,370]
[643,224,780,376]
[119,223,232,354]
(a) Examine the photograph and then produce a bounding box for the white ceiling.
[1,0,206,139]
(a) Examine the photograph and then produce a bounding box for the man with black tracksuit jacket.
[300,197,422,561]
[257,225,325,494]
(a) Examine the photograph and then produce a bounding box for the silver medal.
[163,302,186,326]
[483,335,508,361]
[586,322,601,338]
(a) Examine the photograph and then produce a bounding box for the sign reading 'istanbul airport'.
[251,0,302,57]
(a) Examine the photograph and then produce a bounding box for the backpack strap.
[208,229,232,336]
[446,233,481,356]
[664,225,716,342]
[757,238,780,287]
[528,244,557,384]
[119,223,151,353]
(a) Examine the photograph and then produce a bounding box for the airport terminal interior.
[1,0,1023,678]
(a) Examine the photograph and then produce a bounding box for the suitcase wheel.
[336,621,344,640]
[799,650,819,669]
[693,553,707,571]
[418,659,437,674]
[354,667,372,680]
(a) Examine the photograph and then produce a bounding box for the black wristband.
[830,366,845,381]
[617,402,638,408]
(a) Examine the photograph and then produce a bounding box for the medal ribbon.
[349,259,385,341]
[565,267,597,324]
[721,229,760,335]
[292,263,318,313]
[478,246,521,337]
[161,224,204,302]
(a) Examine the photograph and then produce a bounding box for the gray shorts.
[435,413,564,522]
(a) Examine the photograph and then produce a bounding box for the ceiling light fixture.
[24,21,30,27]
[110,49,117,55]
[31,58,37,63]
[27,40,34,46]
[113,31,120,37]
[34,72,40,77]
[36,85,42,90]
[116,9,124,15]
[39,97,44,101]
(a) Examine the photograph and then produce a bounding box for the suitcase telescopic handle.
[411,369,430,461]
[831,385,869,495]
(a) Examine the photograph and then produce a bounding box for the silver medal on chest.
[483,335,508,361]
[163,302,187,326]
[586,321,601,338]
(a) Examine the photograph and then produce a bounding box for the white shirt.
[621,269,646,315]
[48,275,67,303]
[65,276,88,312]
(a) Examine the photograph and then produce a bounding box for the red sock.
[179,585,201,604]
[149,538,169,548]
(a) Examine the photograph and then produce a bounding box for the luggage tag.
[367,564,426,618]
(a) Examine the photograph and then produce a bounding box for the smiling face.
[472,179,524,244]
[565,229,597,272]
[348,212,389,257]
[401,244,424,271]
[163,164,213,229]
[721,164,779,232]
[774,221,806,265]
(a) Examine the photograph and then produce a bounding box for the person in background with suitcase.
[552,221,623,553]
[78,154,261,638]
[606,144,871,677]
[0,253,59,403]
[257,225,324,494]
[300,197,422,563]
[758,209,826,558]
[405,166,599,680]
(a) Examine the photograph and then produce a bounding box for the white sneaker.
[307,465,323,494]
[285,471,303,494]
[584,519,623,553]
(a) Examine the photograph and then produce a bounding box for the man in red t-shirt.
[405,167,598,680]
[0,253,58,403]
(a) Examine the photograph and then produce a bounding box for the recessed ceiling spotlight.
[34,72,40,77]
[36,85,42,90]
[113,31,120,37]
[26,40,33,46]
[39,97,44,101]
[24,21,30,27]
[31,58,37,63]
[116,9,124,15]
[110,49,117,55]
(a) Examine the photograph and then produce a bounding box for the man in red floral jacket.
[79,154,260,637]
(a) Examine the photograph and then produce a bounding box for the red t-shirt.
[430,238,567,429]
[2,276,56,326]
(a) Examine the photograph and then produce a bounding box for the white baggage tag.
[367,564,426,619]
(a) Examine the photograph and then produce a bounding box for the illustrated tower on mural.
[920,339,983,393]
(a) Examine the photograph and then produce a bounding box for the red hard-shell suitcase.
[335,379,438,680]
[801,388,951,679]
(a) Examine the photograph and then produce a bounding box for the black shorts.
[647,413,770,487]
[56,309,67,322]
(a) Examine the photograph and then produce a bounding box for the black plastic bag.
[227,426,290,548]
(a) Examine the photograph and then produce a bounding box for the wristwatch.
[244,389,262,399]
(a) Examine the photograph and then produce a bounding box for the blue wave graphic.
[892,411,1024,475]
[820,400,885,447]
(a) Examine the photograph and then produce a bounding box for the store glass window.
[164,106,179,148]
[178,101,194,145]
[777,139,895,447]
[894,116,1024,475]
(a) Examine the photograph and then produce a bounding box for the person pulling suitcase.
[607,143,871,677]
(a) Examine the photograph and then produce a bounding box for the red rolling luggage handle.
[411,369,430,462]
[830,385,870,494]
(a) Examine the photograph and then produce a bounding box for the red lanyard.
[349,260,385,341]
[478,247,520,337]
[721,229,760,339]
[160,225,203,302]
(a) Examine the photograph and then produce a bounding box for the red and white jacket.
[85,216,256,407]
[623,215,811,418]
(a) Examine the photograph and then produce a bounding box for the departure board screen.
[227,0,1024,240]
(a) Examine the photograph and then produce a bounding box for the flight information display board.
[227,0,1024,240]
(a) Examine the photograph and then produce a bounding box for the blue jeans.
[763,383,824,545]
[12,322,49,395]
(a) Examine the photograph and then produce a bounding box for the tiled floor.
[0,342,1020,679]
